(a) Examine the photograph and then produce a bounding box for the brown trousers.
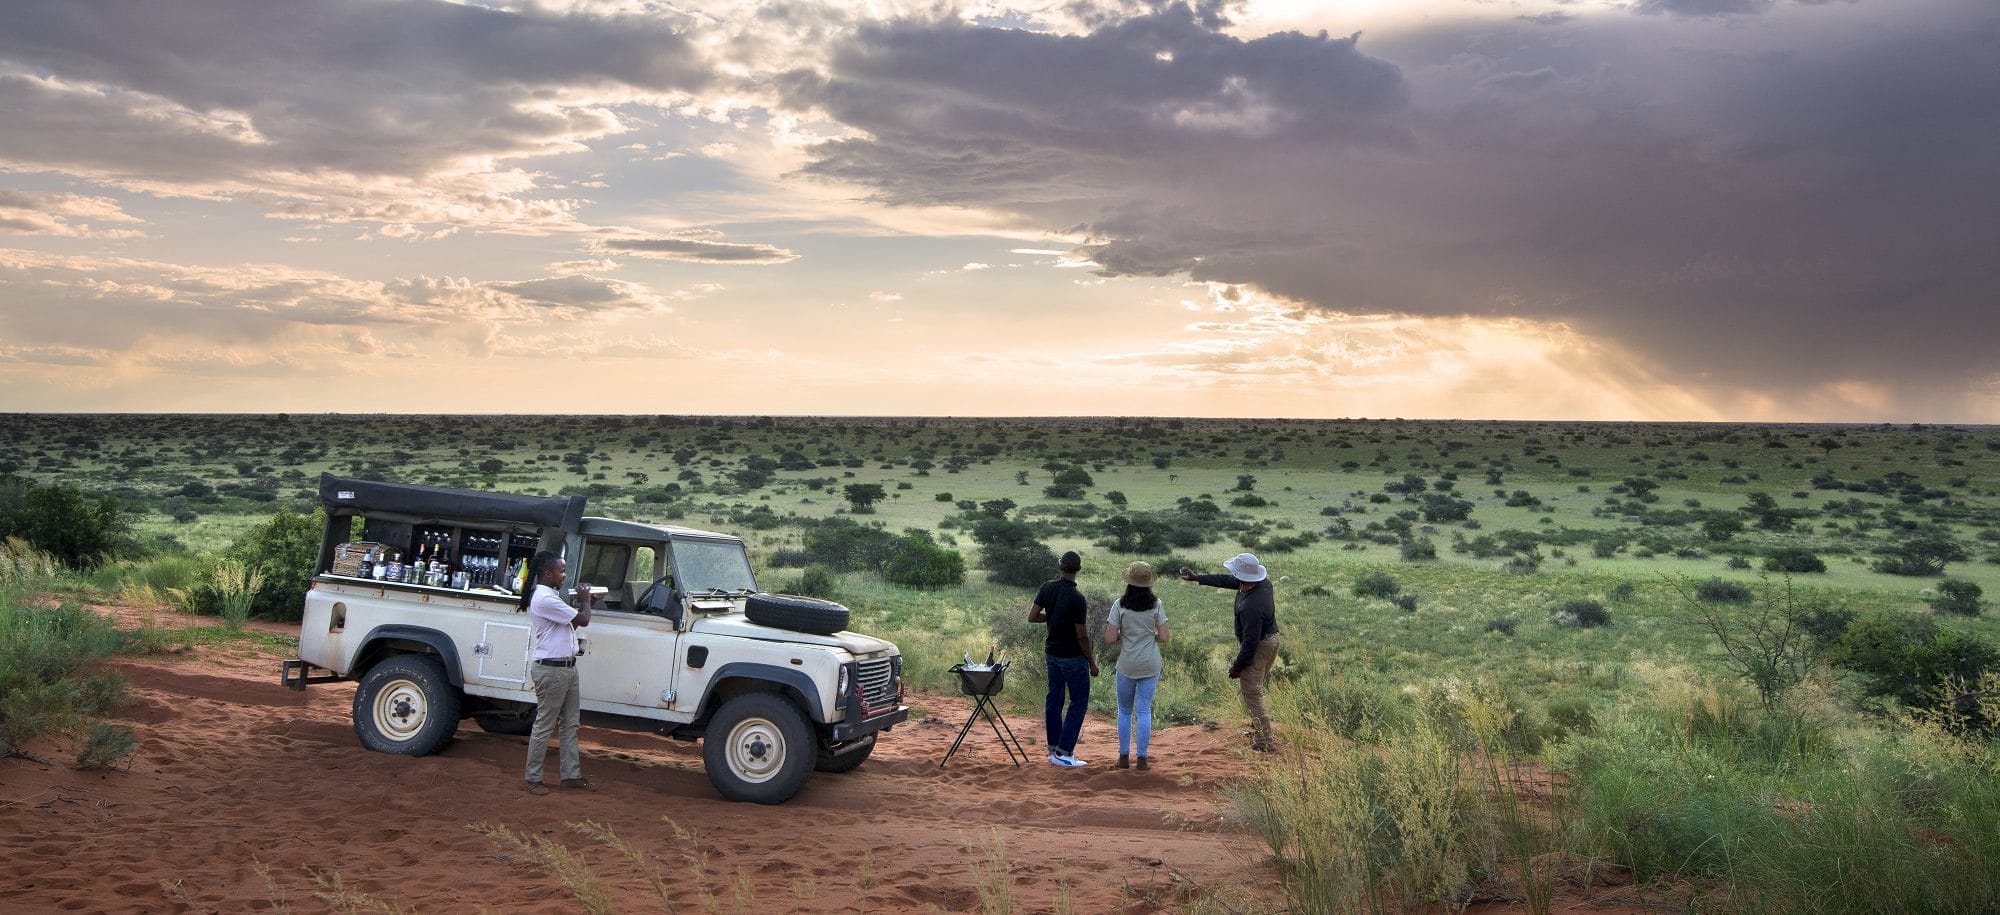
[1238,634,1280,749]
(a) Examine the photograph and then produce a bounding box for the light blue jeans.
[1116,672,1158,757]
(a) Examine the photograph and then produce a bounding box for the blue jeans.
[1116,672,1158,757]
[1044,655,1090,756]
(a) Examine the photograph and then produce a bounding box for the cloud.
[594,233,800,264]
[0,0,712,233]
[1630,0,1772,17]
[492,275,668,313]
[0,188,144,238]
[772,0,2000,414]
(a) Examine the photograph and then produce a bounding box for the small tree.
[1763,547,1827,574]
[1235,474,1257,492]
[1873,534,1967,576]
[1667,574,1825,709]
[1932,579,1985,617]
[843,483,887,513]
[882,534,965,589]
[971,518,1056,588]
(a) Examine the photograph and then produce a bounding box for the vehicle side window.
[632,546,658,583]
[578,541,630,589]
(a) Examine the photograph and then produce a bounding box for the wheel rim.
[724,716,787,783]
[372,677,429,742]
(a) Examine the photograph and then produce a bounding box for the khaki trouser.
[526,662,581,783]
[1238,635,1280,749]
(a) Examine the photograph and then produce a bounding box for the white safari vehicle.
[281,474,907,804]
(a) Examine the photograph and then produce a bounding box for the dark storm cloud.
[786,0,2000,411]
[0,0,708,186]
[783,3,1409,207]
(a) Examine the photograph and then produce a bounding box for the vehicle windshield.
[673,539,757,595]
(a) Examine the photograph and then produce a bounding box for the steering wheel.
[637,577,678,616]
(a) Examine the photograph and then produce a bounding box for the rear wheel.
[703,692,814,804]
[353,654,461,756]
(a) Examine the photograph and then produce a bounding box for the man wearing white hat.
[1178,552,1280,752]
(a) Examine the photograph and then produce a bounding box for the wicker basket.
[331,541,390,577]
[952,662,1007,697]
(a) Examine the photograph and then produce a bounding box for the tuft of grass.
[469,822,613,915]
[966,831,1015,915]
[75,720,138,769]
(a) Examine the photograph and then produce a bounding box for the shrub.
[1553,600,1611,628]
[882,534,965,590]
[1399,538,1438,562]
[1351,571,1400,599]
[766,548,812,569]
[971,518,1057,589]
[1485,617,1518,636]
[934,492,954,502]
[788,564,838,598]
[1830,612,2000,711]
[1695,578,1754,603]
[75,721,138,770]
[1764,547,1827,574]
[799,518,901,573]
[1230,493,1269,508]
[229,507,320,622]
[1391,593,1418,612]
[1931,579,1984,617]
[0,477,129,569]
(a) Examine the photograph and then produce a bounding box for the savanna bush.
[1830,611,2000,713]
[0,476,130,569]
[1553,599,1611,628]
[970,518,1056,589]
[881,533,965,590]
[1399,538,1438,562]
[786,564,838,598]
[229,507,320,622]
[1931,579,1984,617]
[1695,577,1754,603]
[1351,571,1400,599]
[1763,546,1827,574]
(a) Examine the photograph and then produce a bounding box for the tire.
[353,654,461,756]
[814,733,876,774]
[474,709,535,736]
[744,593,850,635]
[702,691,815,804]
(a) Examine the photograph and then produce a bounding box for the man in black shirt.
[1028,550,1097,766]
[1179,552,1280,752]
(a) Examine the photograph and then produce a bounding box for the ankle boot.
[1136,756,1149,771]
[1116,753,1130,769]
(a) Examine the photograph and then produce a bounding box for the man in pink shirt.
[519,550,596,795]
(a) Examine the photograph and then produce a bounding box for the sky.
[1,0,1996,421]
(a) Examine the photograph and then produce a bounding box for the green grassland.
[7,414,1998,710]
[10,414,2000,911]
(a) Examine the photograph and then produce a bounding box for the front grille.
[855,657,899,714]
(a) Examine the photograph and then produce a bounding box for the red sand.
[1,604,1671,913]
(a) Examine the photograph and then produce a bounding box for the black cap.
[1058,550,1082,572]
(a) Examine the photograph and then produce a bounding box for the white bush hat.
[1223,552,1268,583]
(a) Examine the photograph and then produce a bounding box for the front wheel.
[702,692,815,804]
[353,654,461,756]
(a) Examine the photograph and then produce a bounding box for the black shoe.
[1116,753,1130,769]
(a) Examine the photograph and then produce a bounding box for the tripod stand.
[940,662,1028,768]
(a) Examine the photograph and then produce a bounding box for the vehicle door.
[572,537,681,712]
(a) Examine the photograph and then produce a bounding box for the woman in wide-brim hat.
[1103,561,1171,770]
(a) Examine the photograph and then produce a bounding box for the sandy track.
[1,622,1278,914]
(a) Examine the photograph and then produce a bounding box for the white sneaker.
[1051,754,1087,768]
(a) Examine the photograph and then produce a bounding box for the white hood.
[688,613,897,656]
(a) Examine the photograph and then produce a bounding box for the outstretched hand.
[1177,566,1196,581]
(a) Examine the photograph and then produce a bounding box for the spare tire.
[745,593,850,635]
